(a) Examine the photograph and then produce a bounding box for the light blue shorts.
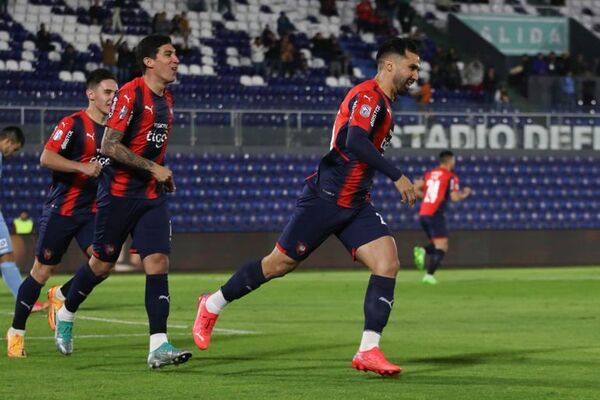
[0,211,14,256]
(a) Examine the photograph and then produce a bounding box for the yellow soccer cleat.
[6,329,26,358]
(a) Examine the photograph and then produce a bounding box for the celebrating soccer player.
[53,35,191,368]
[6,69,117,358]
[413,150,472,285]
[192,38,420,376]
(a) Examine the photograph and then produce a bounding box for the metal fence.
[2,105,599,150]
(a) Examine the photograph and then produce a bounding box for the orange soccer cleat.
[6,329,26,358]
[351,347,402,376]
[192,293,219,350]
[46,286,64,331]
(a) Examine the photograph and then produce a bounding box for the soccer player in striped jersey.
[413,151,472,285]
[6,69,117,358]
[53,35,191,369]
[192,38,420,376]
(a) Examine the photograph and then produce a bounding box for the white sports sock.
[205,290,228,315]
[57,306,75,322]
[149,333,168,352]
[8,327,25,336]
[56,287,66,301]
[359,330,381,352]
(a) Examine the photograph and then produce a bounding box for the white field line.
[0,311,257,335]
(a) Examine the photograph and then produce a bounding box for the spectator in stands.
[188,0,207,12]
[265,36,281,76]
[560,72,576,110]
[356,0,376,33]
[117,41,135,83]
[376,0,397,18]
[397,0,416,33]
[509,54,531,97]
[571,54,589,76]
[153,12,171,36]
[60,44,77,72]
[328,36,351,78]
[531,53,549,75]
[100,33,124,75]
[463,59,484,87]
[310,32,330,61]
[218,0,232,15]
[418,78,432,108]
[556,53,571,75]
[251,37,267,76]
[279,33,296,77]
[319,0,338,16]
[111,0,124,33]
[547,51,558,75]
[89,0,104,25]
[277,12,295,37]
[36,23,53,52]
[483,67,498,103]
[261,25,277,48]
[494,85,510,111]
[177,12,191,49]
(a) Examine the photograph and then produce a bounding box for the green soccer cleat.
[54,318,73,355]
[413,246,426,271]
[422,274,438,285]
[147,342,192,369]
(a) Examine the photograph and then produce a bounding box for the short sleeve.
[106,87,136,133]
[348,90,383,134]
[45,116,76,154]
[450,175,460,192]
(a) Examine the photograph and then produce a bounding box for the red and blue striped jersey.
[419,167,460,216]
[306,79,394,208]
[44,110,106,216]
[104,76,173,199]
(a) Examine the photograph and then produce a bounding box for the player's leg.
[0,211,22,298]
[47,214,96,331]
[413,216,434,271]
[55,195,136,355]
[7,211,77,357]
[194,187,343,350]
[422,215,448,285]
[132,198,191,368]
[336,206,402,375]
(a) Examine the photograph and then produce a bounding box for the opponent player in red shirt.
[413,151,471,285]
[6,69,117,358]
[192,38,420,376]
[53,35,191,368]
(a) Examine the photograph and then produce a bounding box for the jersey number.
[423,179,441,204]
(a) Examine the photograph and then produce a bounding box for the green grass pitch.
[1,267,599,400]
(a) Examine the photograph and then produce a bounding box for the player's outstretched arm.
[413,178,425,199]
[101,127,174,188]
[40,149,102,177]
[450,187,472,202]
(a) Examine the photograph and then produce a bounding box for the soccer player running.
[0,127,45,309]
[53,35,191,368]
[6,69,117,358]
[192,38,420,376]
[413,151,471,285]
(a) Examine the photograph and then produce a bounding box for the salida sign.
[390,124,600,150]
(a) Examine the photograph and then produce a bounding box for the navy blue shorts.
[419,214,448,240]
[35,207,95,265]
[277,186,392,261]
[93,193,171,262]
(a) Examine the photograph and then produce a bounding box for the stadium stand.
[1,151,599,232]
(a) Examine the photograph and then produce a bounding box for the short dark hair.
[0,126,25,146]
[86,68,116,89]
[376,37,419,66]
[136,34,172,73]
[439,150,454,163]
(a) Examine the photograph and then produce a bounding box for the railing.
[1,105,599,150]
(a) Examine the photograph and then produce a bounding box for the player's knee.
[30,261,55,284]
[143,253,169,274]
[262,253,298,279]
[373,258,400,277]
